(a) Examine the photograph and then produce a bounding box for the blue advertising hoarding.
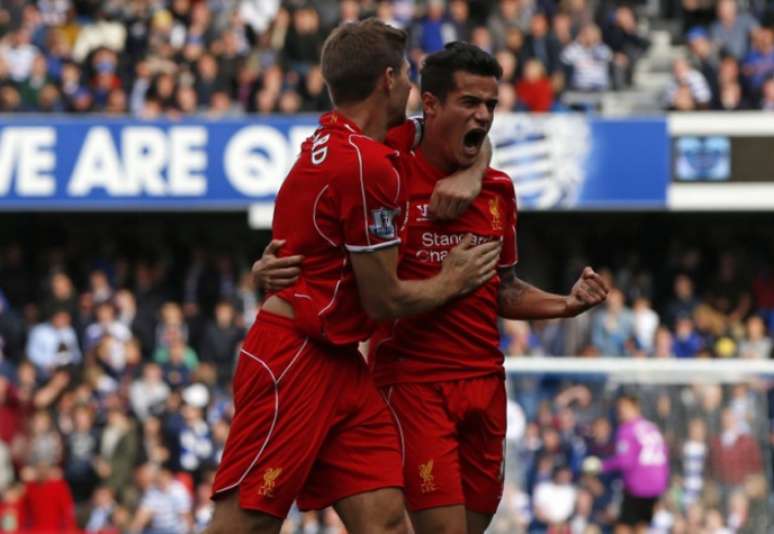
[0,114,668,211]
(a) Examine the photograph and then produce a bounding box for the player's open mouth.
[463,128,487,155]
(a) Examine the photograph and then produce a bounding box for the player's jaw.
[386,59,412,129]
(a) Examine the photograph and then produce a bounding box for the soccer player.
[594,395,669,534]
[206,21,501,534]
[256,42,609,534]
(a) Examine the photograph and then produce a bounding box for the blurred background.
[1,0,774,533]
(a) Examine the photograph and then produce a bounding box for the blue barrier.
[0,114,668,210]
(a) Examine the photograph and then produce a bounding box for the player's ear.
[421,91,440,117]
[383,66,397,93]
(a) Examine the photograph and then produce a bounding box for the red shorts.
[383,375,506,514]
[211,311,403,518]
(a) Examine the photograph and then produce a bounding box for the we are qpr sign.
[0,116,318,210]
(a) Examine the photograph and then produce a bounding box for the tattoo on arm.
[497,266,528,311]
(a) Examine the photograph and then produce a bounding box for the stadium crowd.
[0,0,773,115]
[0,220,773,532]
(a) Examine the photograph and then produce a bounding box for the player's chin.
[458,145,480,166]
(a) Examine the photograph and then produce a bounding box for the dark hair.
[321,18,408,106]
[420,41,503,102]
[618,393,640,407]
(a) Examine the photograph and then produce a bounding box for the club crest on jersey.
[489,197,503,231]
[258,467,282,497]
[419,460,437,493]
[369,207,399,239]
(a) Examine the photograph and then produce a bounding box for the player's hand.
[565,266,609,316]
[252,239,304,293]
[441,235,501,295]
[430,172,482,220]
[582,456,602,475]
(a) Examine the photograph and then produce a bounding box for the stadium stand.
[0,0,772,116]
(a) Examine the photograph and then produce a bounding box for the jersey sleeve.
[336,138,403,253]
[384,117,423,152]
[499,177,518,268]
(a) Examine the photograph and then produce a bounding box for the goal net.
[491,358,774,534]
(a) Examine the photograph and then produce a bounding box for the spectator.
[95,408,138,503]
[178,402,213,477]
[42,272,78,320]
[516,58,555,112]
[0,438,12,493]
[84,486,118,533]
[652,326,676,358]
[64,404,100,503]
[532,466,576,529]
[632,297,659,354]
[0,30,38,83]
[84,300,132,353]
[488,0,531,52]
[0,291,23,364]
[199,300,243,385]
[672,316,704,357]
[591,288,634,356]
[716,77,747,109]
[665,274,700,328]
[26,308,82,374]
[738,315,772,358]
[561,24,613,92]
[20,463,77,532]
[521,12,562,76]
[448,0,473,42]
[709,408,763,491]
[130,363,171,421]
[710,0,759,60]
[665,57,712,110]
[603,6,650,89]
[156,302,189,350]
[742,27,774,95]
[410,0,457,61]
[129,464,192,534]
[707,253,752,327]
[686,27,719,103]
[682,418,708,506]
[282,4,325,74]
[157,334,197,388]
[761,74,774,109]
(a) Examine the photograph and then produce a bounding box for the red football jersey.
[371,148,518,385]
[273,112,410,346]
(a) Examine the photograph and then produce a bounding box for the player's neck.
[419,137,456,176]
[334,100,389,142]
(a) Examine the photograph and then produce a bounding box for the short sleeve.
[384,117,423,152]
[499,178,518,268]
[337,137,403,253]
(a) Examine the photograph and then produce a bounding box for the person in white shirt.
[533,466,577,527]
[26,308,81,375]
[561,24,613,91]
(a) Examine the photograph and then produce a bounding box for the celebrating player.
[256,42,609,534]
[206,20,500,534]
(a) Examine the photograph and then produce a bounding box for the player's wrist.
[563,295,581,317]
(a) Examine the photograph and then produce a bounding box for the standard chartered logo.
[416,232,496,263]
